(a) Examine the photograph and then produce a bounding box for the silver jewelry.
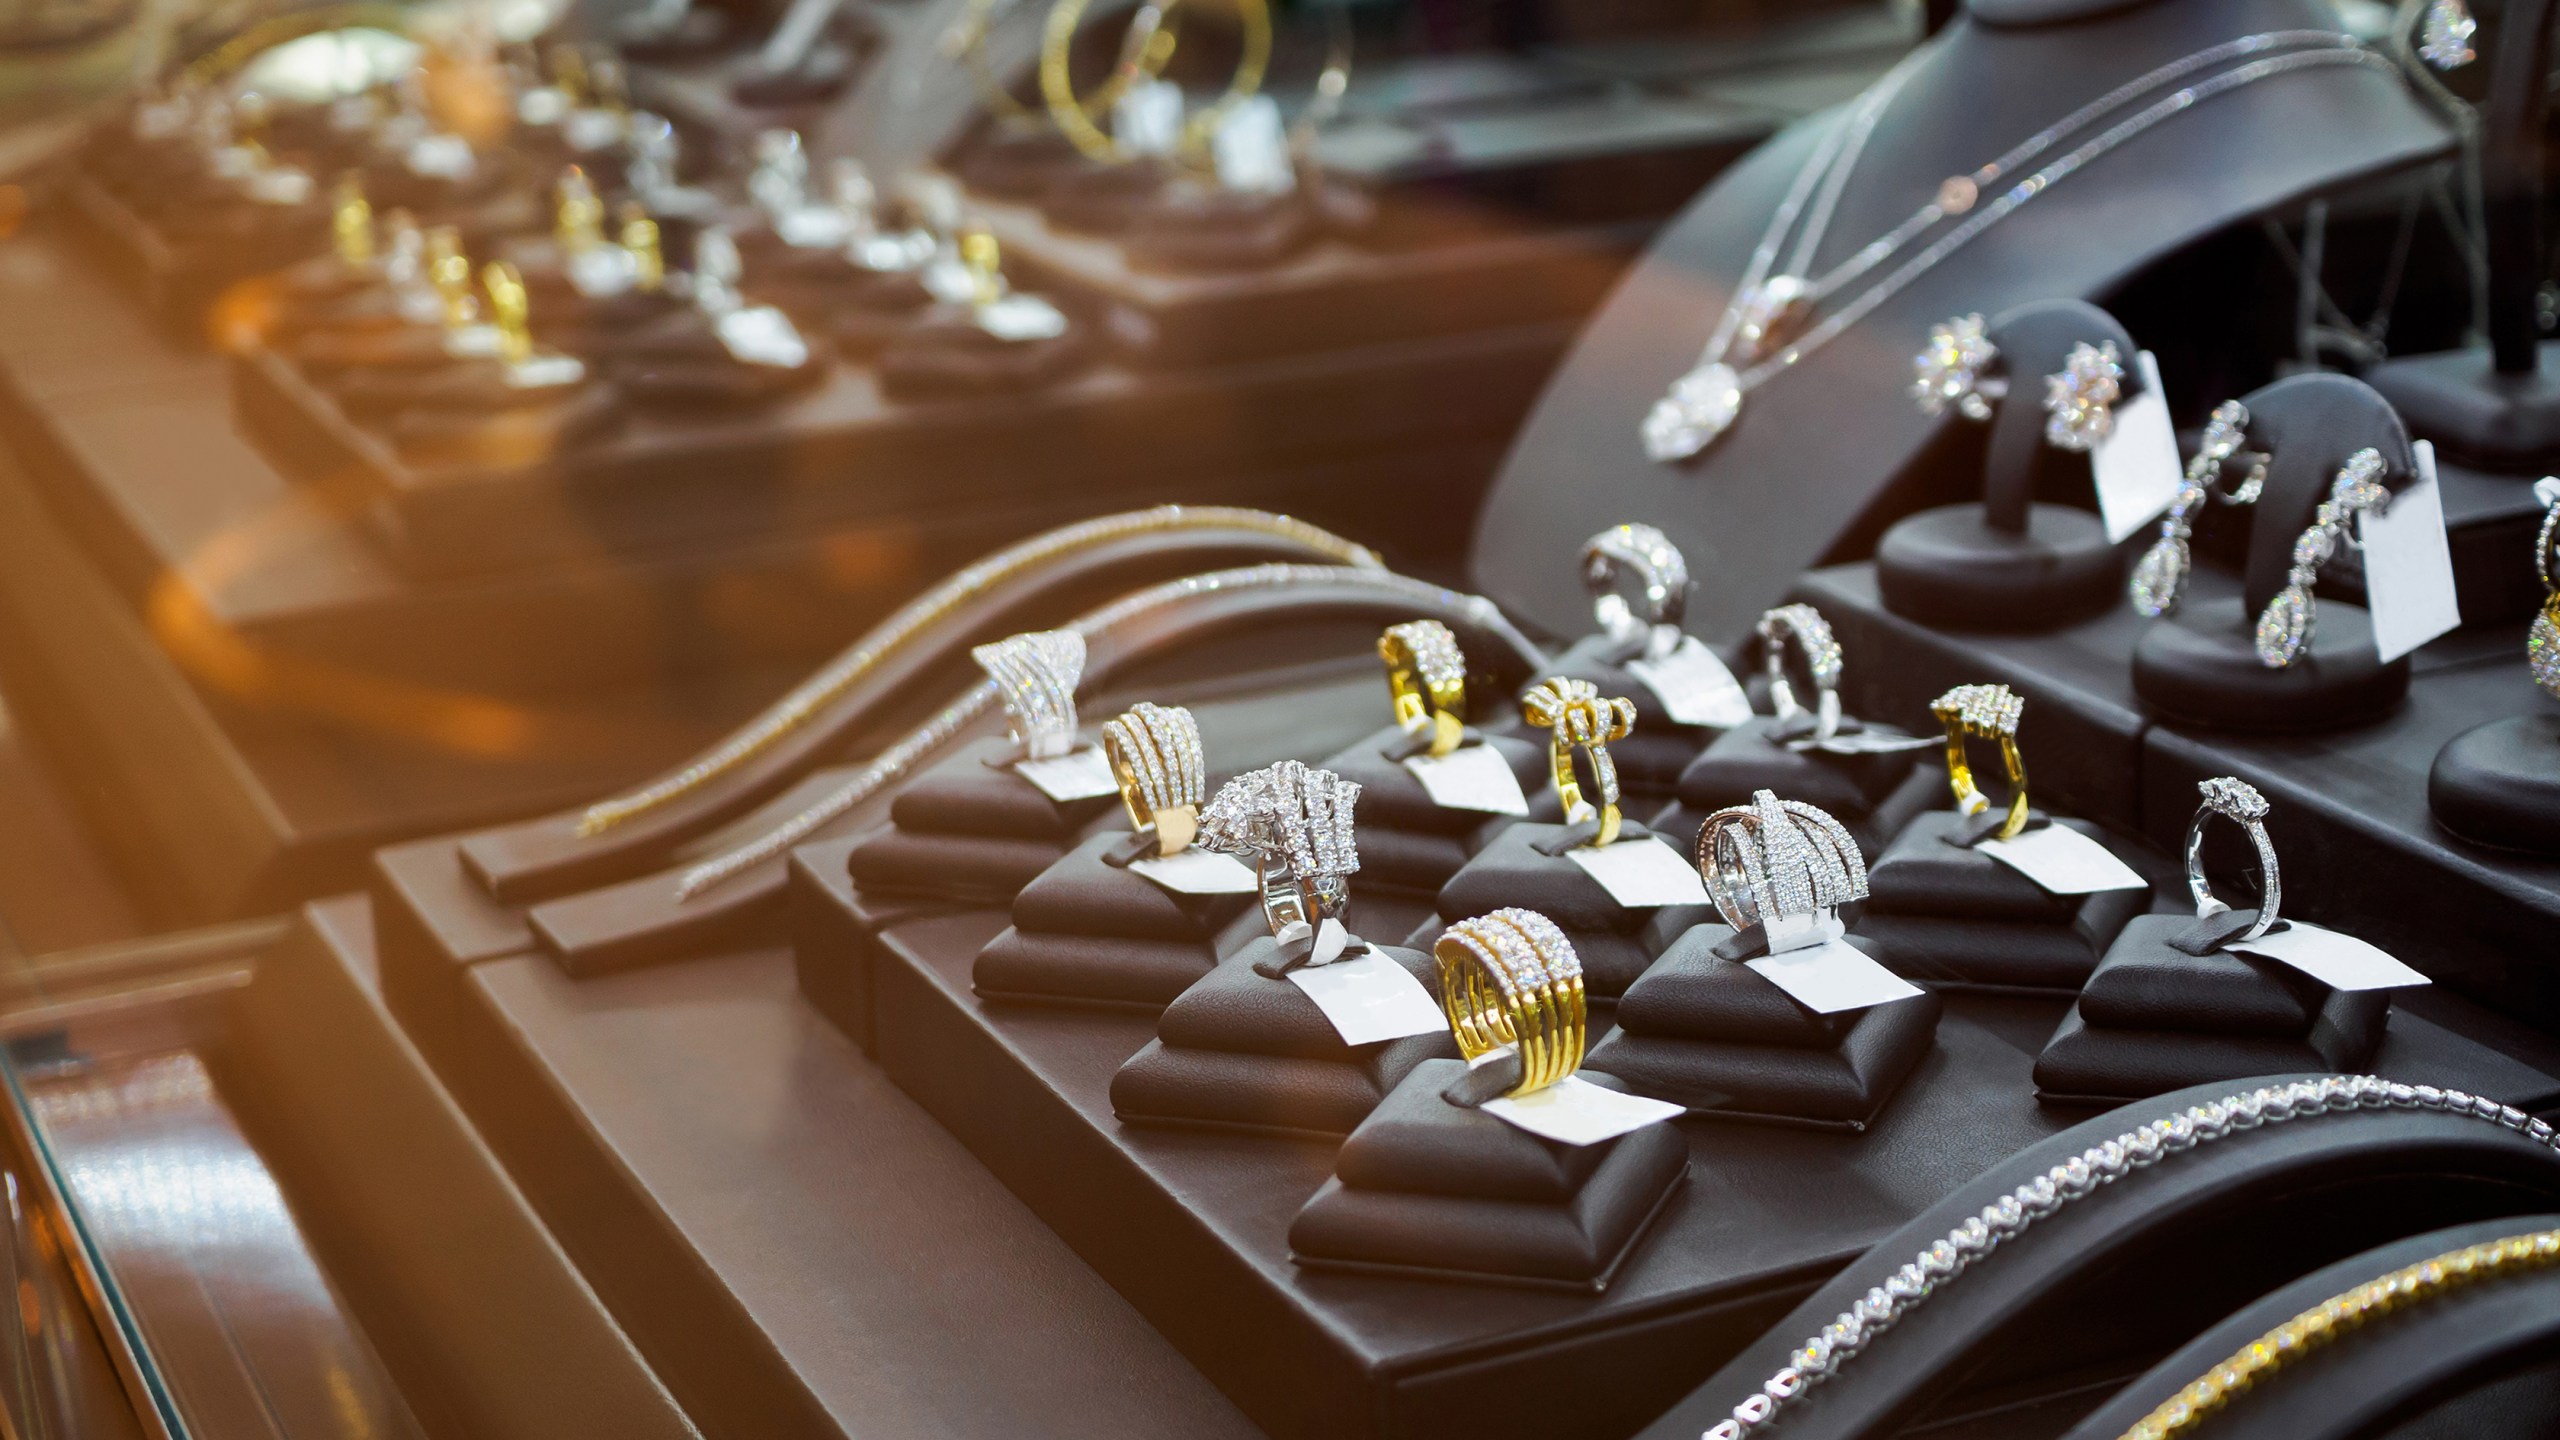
[2530,477,2559,699]
[2420,0,2477,69]
[1699,1075,2560,1440]
[1695,790,1867,935]
[1910,314,2004,421]
[1643,31,2388,463]
[672,561,1504,897]
[1756,604,1843,744]
[972,629,1084,760]
[2040,341,2123,453]
[1581,524,1690,657]
[2187,776,2280,942]
[2254,447,2394,669]
[2130,400,2257,618]
[1196,760,1362,935]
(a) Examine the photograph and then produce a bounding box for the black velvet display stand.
[1319,723,1553,898]
[2430,709,2560,854]
[1860,809,2149,992]
[1433,823,1712,1003]
[2033,910,2391,1103]
[1110,936,1459,1138]
[1288,1058,1688,1291]
[1651,717,1944,862]
[845,734,1120,907]
[1875,300,2136,631]
[1583,921,1940,1129]
[1533,632,1751,797]
[874,303,1097,401]
[2060,1215,2560,1440]
[2130,374,2415,731]
[972,831,1255,1011]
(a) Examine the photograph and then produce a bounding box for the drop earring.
[2130,400,2260,618]
[2253,448,2394,669]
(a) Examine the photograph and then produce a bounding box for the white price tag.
[1404,744,1530,816]
[2361,441,2463,664]
[1013,746,1118,802]
[776,204,853,249]
[1212,94,1297,195]
[978,293,1071,343]
[1977,826,2147,896]
[506,354,587,389]
[1128,847,1259,895]
[2093,351,2185,543]
[2228,921,2431,992]
[1568,837,1711,908]
[1747,938,1923,1015]
[1286,947,1447,1046]
[563,107,627,153]
[1629,636,1753,729]
[1484,1075,1683,1147]
[717,305,813,369]
[405,133,476,180]
[1113,78,1187,157]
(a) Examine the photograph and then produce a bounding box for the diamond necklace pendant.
[1642,362,1744,463]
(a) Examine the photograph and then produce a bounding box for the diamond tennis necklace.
[1643,31,2390,464]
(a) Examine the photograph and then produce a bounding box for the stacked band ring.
[2188,776,2280,942]
[1581,523,1690,654]
[1433,908,1586,1097]
[1378,619,1467,758]
[1523,678,1636,846]
[1932,682,2030,841]
[972,629,1086,760]
[1695,790,1867,935]
[1196,759,1361,935]
[1757,604,1844,743]
[1102,701,1204,856]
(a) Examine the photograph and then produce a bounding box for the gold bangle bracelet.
[2115,1228,2560,1440]
[1041,0,1269,163]
[1523,678,1635,848]
[1102,701,1203,856]
[1378,620,1466,758]
[1433,909,1585,1097]
[1931,683,2029,841]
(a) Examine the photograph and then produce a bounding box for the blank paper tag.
[1287,948,1447,1046]
[1014,746,1117,802]
[2229,922,2431,992]
[1114,78,1187,157]
[1747,939,1923,1015]
[978,293,1071,343]
[1977,826,2146,896]
[1404,744,1530,816]
[1569,838,1711,908]
[2362,441,2463,664]
[1629,636,1752,729]
[1128,848,1258,895]
[1484,1076,1683,1147]
[1212,95,1296,194]
[1801,729,1940,756]
[718,305,812,368]
[2094,351,2184,543]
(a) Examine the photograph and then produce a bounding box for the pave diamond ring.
[1695,790,1868,937]
[1757,604,1844,744]
[1581,523,1691,658]
[972,629,1086,760]
[1102,702,1204,857]
[2042,340,2124,453]
[1932,683,2030,841]
[1434,908,1587,1097]
[1911,313,2005,422]
[1196,760,1362,935]
[2188,775,2280,942]
[1378,620,1469,757]
[1524,678,1637,847]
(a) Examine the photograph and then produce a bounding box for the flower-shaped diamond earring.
[2041,341,2123,453]
[1910,313,2005,422]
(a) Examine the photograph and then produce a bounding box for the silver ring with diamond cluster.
[1910,313,2005,422]
[1581,523,1690,659]
[1195,759,1362,936]
[2253,447,2393,669]
[1756,604,1844,744]
[972,628,1085,760]
[2041,340,2124,452]
[2187,775,2280,942]
[1694,789,1867,936]
[2129,399,2260,618]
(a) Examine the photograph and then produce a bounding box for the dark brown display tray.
[57,174,317,344]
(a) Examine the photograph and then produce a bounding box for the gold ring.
[1432,909,1585,1097]
[1931,683,2029,841]
[1378,620,1466,758]
[1522,678,1635,847]
[1102,701,1203,856]
[1041,0,1269,163]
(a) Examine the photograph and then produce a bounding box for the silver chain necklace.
[1643,31,2392,464]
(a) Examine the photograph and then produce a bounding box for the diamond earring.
[2420,0,2477,70]
[1911,313,2006,421]
[2253,448,2393,669]
[2130,400,2255,618]
[2041,341,2124,452]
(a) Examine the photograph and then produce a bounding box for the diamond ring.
[1694,790,1867,938]
[2188,776,2280,942]
[1378,620,1468,758]
[1580,523,1690,658]
[1102,702,1204,857]
[1524,678,1637,847]
[1932,683,2030,841]
[972,629,1085,760]
[1433,908,1586,1097]
[1196,760,1362,936]
[1758,604,1845,744]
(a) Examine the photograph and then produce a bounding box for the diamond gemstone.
[2255,583,2312,668]
[1643,363,1743,463]
[2529,606,2559,698]
[2129,537,2188,617]
[2421,0,2477,69]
